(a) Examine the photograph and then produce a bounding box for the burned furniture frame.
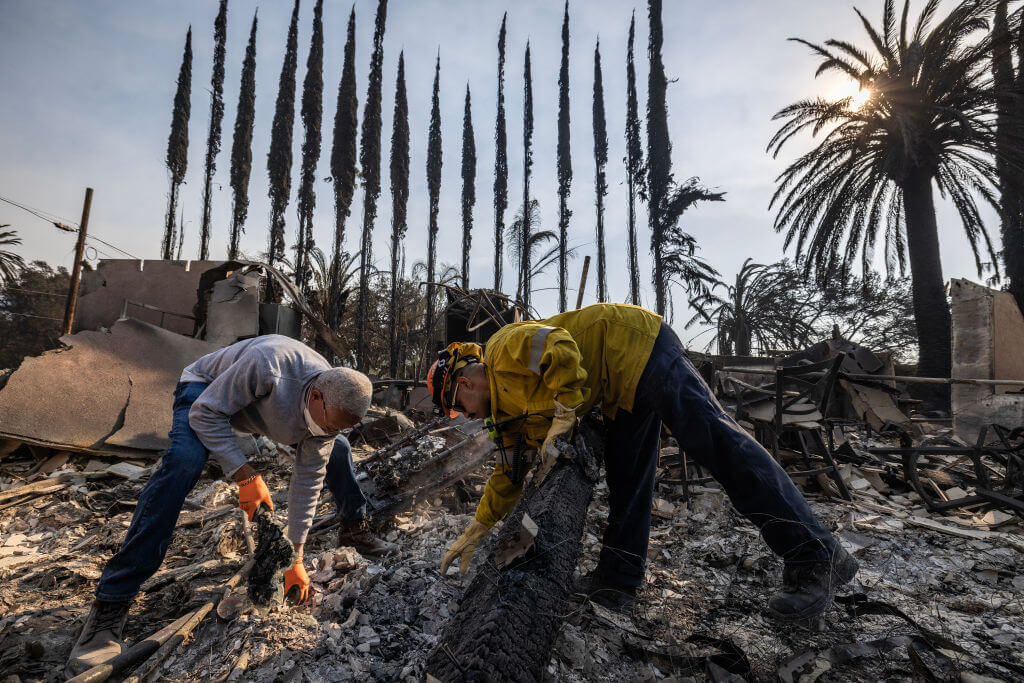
[730,355,852,500]
[868,424,1024,514]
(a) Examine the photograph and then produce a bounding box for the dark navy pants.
[597,324,838,588]
[96,381,367,602]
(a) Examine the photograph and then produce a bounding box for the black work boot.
[768,547,858,621]
[65,598,131,676]
[574,569,637,614]
[337,519,398,557]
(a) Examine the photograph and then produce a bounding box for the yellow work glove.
[441,519,490,576]
[237,474,273,522]
[284,558,310,604]
[540,401,577,461]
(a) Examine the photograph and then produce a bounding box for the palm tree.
[425,54,443,347]
[389,52,410,377]
[592,38,609,302]
[687,258,820,355]
[461,84,477,290]
[0,227,26,285]
[769,0,1012,390]
[506,200,568,311]
[294,0,325,294]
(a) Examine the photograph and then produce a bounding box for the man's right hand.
[441,519,490,576]
[237,472,273,522]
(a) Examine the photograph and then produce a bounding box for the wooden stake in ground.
[62,187,93,335]
[575,255,591,309]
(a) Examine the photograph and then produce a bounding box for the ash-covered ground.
[1,431,1023,682]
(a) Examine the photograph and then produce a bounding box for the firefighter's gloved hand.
[238,474,273,522]
[441,519,490,576]
[284,558,310,604]
[540,401,577,462]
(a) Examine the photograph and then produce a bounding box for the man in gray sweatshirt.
[67,335,396,675]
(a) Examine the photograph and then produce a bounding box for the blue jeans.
[597,324,838,588]
[96,381,367,602]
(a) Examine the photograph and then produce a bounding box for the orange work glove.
[284,559,310,604]
[237,474,273,522]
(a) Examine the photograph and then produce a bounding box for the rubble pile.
[1,410,1022,681]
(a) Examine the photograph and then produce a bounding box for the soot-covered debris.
[247,504,295,607]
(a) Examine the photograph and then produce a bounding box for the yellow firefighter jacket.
[474,303,662,527]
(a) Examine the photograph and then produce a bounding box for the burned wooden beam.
[425,418,604,683]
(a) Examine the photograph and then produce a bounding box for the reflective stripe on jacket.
[474,303,662,526]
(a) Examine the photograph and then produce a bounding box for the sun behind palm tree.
[769,0,1020,398]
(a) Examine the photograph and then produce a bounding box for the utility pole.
[62,187,93,335]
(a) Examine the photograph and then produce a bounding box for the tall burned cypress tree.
[228,11,257,260]
[356,0,387,371]
[163,27,192,260]
[647,0,670,315]
[389,53,410,377]
[624,12,643,306]
[266,0,300,302]
[329,7,358,329]
[425,54,443,343]
[592,38,608,303]
[294,0,324,294]
[521,41,534,310]
[461,84,476,290]
[199,0,227,260]
[493,14,508,293]
[556,0,572,312]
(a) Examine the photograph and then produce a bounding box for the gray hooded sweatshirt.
[181,335,335,545]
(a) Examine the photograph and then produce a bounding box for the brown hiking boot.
[65,598,131,676]
[337,519,398,557]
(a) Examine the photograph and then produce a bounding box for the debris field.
[1,410,1023,682]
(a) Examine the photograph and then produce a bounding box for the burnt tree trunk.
[426,419,604,682]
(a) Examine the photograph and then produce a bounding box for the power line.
[0,310,63,322]
[0,193,140,259]
[1,287,65,297]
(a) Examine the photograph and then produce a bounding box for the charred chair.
[732,355,852,500]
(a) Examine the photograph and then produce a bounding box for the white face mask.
[304,389,329,437]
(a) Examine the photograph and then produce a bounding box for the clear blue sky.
[0,0,991,343]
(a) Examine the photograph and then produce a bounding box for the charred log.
[425,418,604,682]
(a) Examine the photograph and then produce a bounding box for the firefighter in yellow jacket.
[428,303,856,620]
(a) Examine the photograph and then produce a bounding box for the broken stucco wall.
[205,271,260,346]
[950,279,1024,442]
[0,318,218,455]
[76,259,226,336]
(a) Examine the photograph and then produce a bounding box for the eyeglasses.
[449,381,462,415]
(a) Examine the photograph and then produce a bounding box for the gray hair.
[312,367,373,419]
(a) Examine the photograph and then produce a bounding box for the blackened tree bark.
[425,420,604,682]
[329,7,358,330]
[294,0,324,295]
[199,0,227,260]
[493,14,509,293]
[228,11,257,261]
[461,85,477,290]
[356,0,388,371]
[624,12,643,306]
[389,53,410,377]
[163,27,192,260]
[266,0,300,302]
[556,0,572,312]
[592,39,608,303]
[426,54,443,346]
